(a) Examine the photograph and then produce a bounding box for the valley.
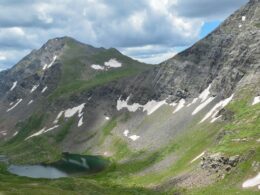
[0,0,259,194]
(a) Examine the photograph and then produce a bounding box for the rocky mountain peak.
[123,0,259,104]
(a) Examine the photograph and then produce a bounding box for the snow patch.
[10,81,17,91]
[242,172,260,189]
[187,98,198,107]
[53,111,64,124]
[53,104,85,126]
[123,129,140,141]
[91,64,104,70]
[239,24,242,28]
[169,102,177,107]
[200,94,234,123]
[30,85,39,93]
[28,100,34,105]
[123,130,129,137]
[190,151,205,163]
[0,131,7,136]
[13,131,18,137]
[78,117,84,127]
[43,55,57,70]
[41,86,48,93]
[117,97,141,112]
[173,99,185,114]
[143,100,167,115]
[117,97,167,115]
[199,84,211,102]
[192,97,215,115]
[242,16,246,21]
[129,135,140,141]
[25,125,59,140]
[252,96,260,105]
[210,115,222,123]
[7,99,22,112]
[105,116,110,120]
[104,59,122,68]
[64,103,85,118]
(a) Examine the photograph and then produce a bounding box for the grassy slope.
[83,86,260,194]
[0,86,259,194]
[189,88,260,195]
[48,39,151,101]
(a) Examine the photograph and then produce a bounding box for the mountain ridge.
[0,0,259,194]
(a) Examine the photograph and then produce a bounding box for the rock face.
[201,153,240,174]
[123,0,260,103]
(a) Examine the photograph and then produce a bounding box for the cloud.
[0,0,249,70]
[121,45,178,64]
[173,0,248,20]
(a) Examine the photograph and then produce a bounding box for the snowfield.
[91,64,104,70]
[7,99,23,112]
[200,94,234,123]
[198,84,211,102]
[53,111,64,124]
[192,84,215,115]
[242,172,260,189]
[252,96,260,105]
[192,97,215,115]
[187,98,198,107]
[30,85,39,93]
[28,100,34,105]
[90,59,122,70]
[190,151,205,163]
[104,59,122,68]
[210,115,222,123]
[129,135,140,141]
[123,130,129,137]
[10,81,17,91]
[123,129,140,141]
[43,55,57,70]
[117,96,172,115]
[26,125,59,140]
[173,99,185,114]
[41,86,48,93]
[64,103,85,118]
[78,117,84,127]
[53,104,86,128]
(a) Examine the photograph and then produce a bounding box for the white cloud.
[0,0,248,69]
[121,45,178,64]
[35,3,54,24]
[0,54,6,61]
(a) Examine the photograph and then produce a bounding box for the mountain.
[125,0,260,102]
[0,0,259,194]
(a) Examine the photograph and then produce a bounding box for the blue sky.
[200,21,221,39]
[0,0,248,70]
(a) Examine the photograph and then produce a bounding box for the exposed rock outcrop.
[124,0,260,104]
[201,153,240,175]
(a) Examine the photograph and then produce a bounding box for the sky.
[0,0,248,70]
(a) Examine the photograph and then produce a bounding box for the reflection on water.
[8,164,68,179]
[7,153,109,179]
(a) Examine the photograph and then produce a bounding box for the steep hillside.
[0,37,152,156]
[124,0,259,103]
[0,0,259,194]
